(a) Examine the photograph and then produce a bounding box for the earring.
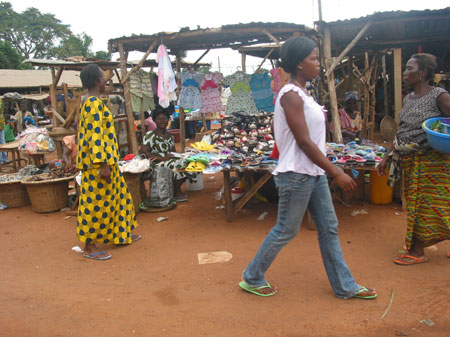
[297,66,303,70]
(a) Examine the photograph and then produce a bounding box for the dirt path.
[1,172,449,337]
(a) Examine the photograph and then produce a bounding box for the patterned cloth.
[250,72,274,112]
[129,70,155,112]
[200,72,223,114]
[224,72,257,115]
[76,96,137,245]
[178,72,204,109]
[270,68,290,104]
[402,149,450,250]
[142,131,196,183]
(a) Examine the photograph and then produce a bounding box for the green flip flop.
[238,281,278,297]
[353,286,377,299]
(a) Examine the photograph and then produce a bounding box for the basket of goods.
[422,117,450,155]
[21,162,75,213]
[0,173,31,208]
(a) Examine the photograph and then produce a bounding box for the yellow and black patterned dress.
[76,96,137,245]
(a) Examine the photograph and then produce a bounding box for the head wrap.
[344,91,359,102]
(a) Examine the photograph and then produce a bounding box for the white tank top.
[273,84,326,176]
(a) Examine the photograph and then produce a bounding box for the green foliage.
[52,33,93,59]
[0,41,26,69]
[197,66,212,73]
[93,50,111,61]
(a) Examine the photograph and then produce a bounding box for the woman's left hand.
[99,164,111,183]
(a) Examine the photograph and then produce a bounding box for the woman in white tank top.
[239,36,377,300]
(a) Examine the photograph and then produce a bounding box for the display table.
[0,141,27,172]
[222,167,273,222]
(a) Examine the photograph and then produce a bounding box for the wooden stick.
[121,39,157,85]
[255,48,274,72]
[54,67,64,87]
[380,289,395,319]
[325,19,373,77]
[118,42,139,154]
[193,49,211,65]
[262,29,281,46]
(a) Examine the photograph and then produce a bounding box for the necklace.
[289,80,310,96]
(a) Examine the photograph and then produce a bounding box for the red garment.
[123,154,136,161]
[269,143,279,159]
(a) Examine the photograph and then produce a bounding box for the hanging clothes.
[129,70,155,112]
[223,72,257,115]
[157,44,177,108]
[270,67,290,103]
[177,71,204,109]
[200,72,223,114]
[250,71,274,112]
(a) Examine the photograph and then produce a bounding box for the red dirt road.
[1,172,449,337]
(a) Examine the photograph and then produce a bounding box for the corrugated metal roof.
[0,69,83,88]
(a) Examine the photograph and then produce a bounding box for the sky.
[9,0,448,74]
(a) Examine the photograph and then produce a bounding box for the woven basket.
[0,177,31,208]
[123,172,142,214]
[22,175,74,213]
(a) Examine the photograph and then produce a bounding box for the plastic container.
[186,173,203,191]
[370,170,393,205]
[169,129,181,143]
[441,118,450,134]
[231,187,244,201]
[422,117,450,154]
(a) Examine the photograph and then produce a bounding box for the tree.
[0,2,71,59]
[52,33,93,59]
[93,51,111,61]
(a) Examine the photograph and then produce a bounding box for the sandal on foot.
[238,281,278,297]
[131,234,142,242]
[393,254,429,265]
[447,252,450,258]
[353,286,377,299]
[83,251,112,261]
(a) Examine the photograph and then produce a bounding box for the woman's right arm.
[139,143,169,161]
[282,92,356,193]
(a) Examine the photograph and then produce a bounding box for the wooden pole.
[325,19,373,78]
[121,39,158,85]
[369,60,379,140]
[393,48,402,122]
[50,68,59,128]
[180,107,186,152]
[241,53,246,73]
[255,48,274,72]
[323,26,343,144]
[118,43,139,154]
[362,52,370,139]
[382,54,389,116]
[193,49,211,66]
[262,29,281,46]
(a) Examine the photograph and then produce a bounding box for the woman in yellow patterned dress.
[77,64,139,260]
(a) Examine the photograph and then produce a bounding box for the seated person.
[331,91,363,143]
[62,131,77,171]
[139,107,196,202]
[3,115,16,143]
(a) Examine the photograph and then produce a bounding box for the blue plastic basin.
[422,117,450,154]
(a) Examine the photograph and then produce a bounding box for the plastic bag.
[148,166,173,208]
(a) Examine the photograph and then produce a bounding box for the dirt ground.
[1,169,449,337]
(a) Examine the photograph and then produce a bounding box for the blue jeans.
[242,172,361,299]
[0,129,8,163]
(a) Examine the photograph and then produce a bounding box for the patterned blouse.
[397,87,447,146]
[142,131,174,157]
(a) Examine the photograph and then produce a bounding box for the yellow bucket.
[370,170,393,204]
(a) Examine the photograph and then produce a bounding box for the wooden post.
[323,26,343,144]
[180,107,186,152]
[121,39,158,85]
[393,48,403,122]
[140,109,146,143]
[241,53,246,73]
[193,49,211,66]
[255,48,274,72]
[369,60,379,140]
[118,43,139,154]
[382,54,389,116]
[362,52,370,139]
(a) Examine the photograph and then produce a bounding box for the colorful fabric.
[270,68,290,103]
[143,131,196,183]
[130,70,155,112]
[178,72,204,109]
[77,164,137,245]
[200,72,223,114]
[250,72,274,112]
[224,72,257,115]
[157,44,177,108]
[397,87,447,146]
[402,149,450,250]
[76,96,137,245]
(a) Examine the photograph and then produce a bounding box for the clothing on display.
[250,72,274,112]
[200,72,224,114]
[177,71,204,110]
[129,70,155,112]
[270,68,290,103]
[157,44,178,108]
[224,72,257,115]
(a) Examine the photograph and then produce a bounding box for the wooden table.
[222,167,273,222]
[0,141,27,172]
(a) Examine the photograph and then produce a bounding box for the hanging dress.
[157,44,177,108]
[177,72,204,109]
[200,72,223,114]
[250,72,274,112]
[224,72,257,115]
[76,96,137,245]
